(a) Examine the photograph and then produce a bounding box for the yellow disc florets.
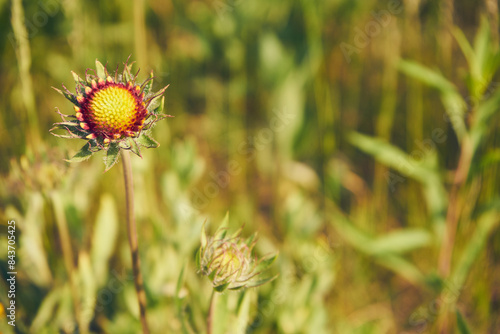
[76,78,147,140]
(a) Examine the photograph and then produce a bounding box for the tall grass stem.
[10,0,40,148]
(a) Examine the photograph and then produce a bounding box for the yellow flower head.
[51,58,171,171]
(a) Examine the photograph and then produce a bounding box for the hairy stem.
[122,150,149,334]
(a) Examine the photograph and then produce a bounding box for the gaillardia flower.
[197,217,278,292]
[51,58,171,171]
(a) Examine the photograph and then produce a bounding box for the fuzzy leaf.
[214,282,231,292]
[96,59,106,79]
[255,253,278,272]
[195,248,202,270]
[137,133,159,148]
[67,142,95,162]
[128,138,142,157]
[147,95,163,114]
[53,86,79,106]
[239,275,278,289]
[104,142,120,171]
[201,222,208,249]
[71,71,86,85]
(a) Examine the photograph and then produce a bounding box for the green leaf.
[471,87,500,151]
[452,27,474,65]
[128,138,142,157]
[348,132,435,183]
[398,60,457,93]
[369,229,432,255]
[456,309,472,334]
[53,86,79,106]
[78,252,97,330]
[67,142,95,163]
[71,71,87,88]
[91,194,118,286]
[472,17,491,85]
[220,212,230,229]
[104,142,120,171]
[147,95,164,114]
[234,291,251,334]
[175,263,190,334]
[195,248,202,270]
[439,91,467,142]
[214,282,230,292]
[137,132,159,148]
[240,275,278,289]
[398,60,468,141]
[254,252,278,272]
[348,132,448,233]
[30,287,62,332]
[200,221,208,249]
[450,210,499,292]
[95,59,106,79]
[330,209,426,285]
[375,253,426,286]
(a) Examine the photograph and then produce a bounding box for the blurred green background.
[1,0,500,333]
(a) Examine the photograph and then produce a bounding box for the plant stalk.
[207,290,216,334]
[122,150,149,334]
[437,137,473,333]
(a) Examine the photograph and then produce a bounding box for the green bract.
[50,58,171,171]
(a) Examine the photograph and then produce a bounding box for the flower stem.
[121,150,149,334]
[207,290,216,334]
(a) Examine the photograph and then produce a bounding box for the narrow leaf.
[128,138,142,157]
[91,194,118,286]
[104,142,120,171]
[450,210,498,292]
[255,252,279,271]
[137,133,159,148]
[452,27,474,65]
[241,275,278,289]
[96,59,106,79]
[234,291,251,334]
[368,229,432,255]
[175,263,190,334]
[348,132,435,183]
[398,60,457,93]
[201,221,208,249]
[456,309,472,334]
[67,142,95,162]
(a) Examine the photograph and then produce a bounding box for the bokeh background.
[1,0,500,333]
